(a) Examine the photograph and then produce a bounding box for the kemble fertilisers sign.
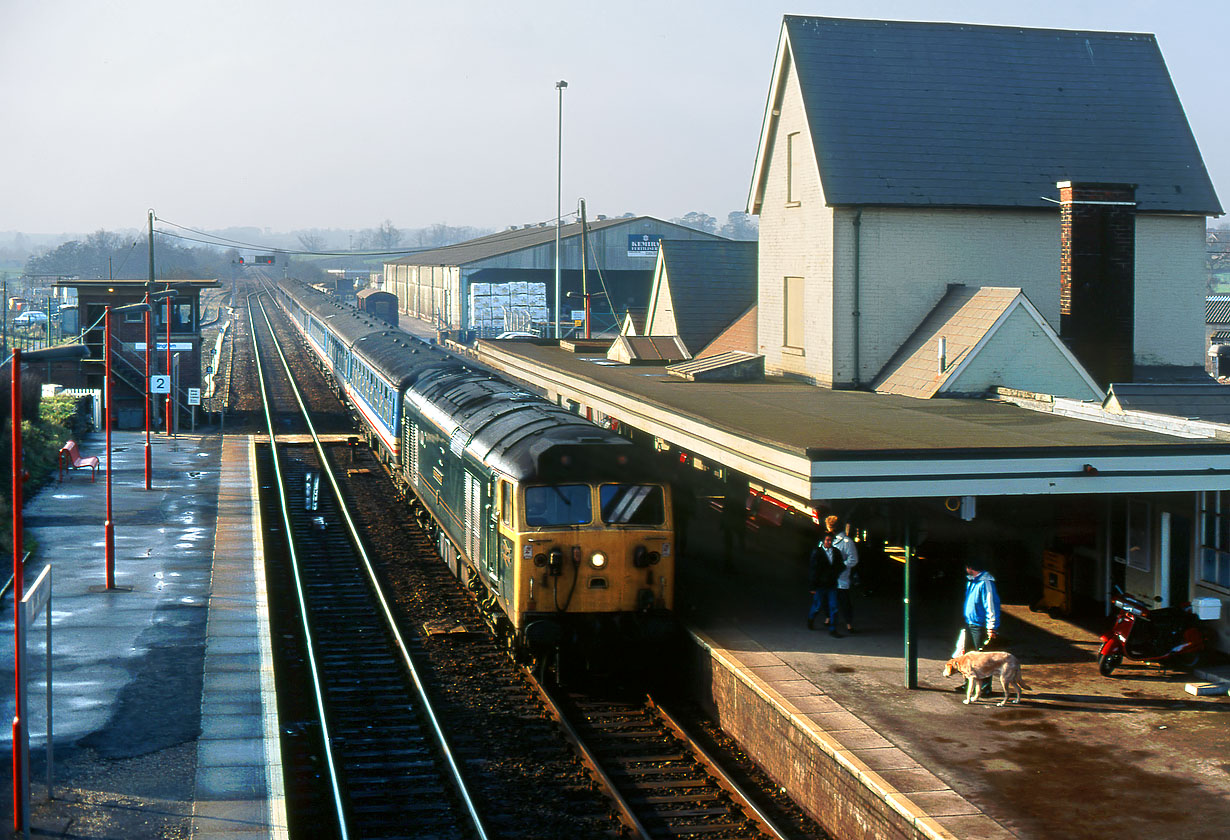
[628,234,661,257]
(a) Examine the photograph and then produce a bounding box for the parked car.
[12,311,48,327]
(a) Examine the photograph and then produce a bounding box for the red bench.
[59,440,100,482]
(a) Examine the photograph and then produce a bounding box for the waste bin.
[1032,550,1071,616]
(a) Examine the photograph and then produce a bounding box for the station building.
[51,277,217,429]
[468,16,1230,656]
[382,216,727,337]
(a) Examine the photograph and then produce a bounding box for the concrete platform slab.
[0,432,286,839]
[679,506,1230,840]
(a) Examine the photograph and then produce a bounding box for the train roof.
[406,361,638,482]
[281,277,647,482]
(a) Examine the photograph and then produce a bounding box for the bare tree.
[297,231,328,252]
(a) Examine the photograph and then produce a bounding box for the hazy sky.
[2,1,1226,236]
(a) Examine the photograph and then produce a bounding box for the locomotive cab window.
[599,484,666,525]
[524,484,592,527]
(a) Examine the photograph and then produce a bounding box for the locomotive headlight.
[647,551,661,566]
[589,552,607,569]
[534,553,548,568]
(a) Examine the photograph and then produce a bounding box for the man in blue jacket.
[960,562,1002,695]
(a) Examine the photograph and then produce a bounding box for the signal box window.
[599,484,665,525]
[524,484,592,527]
[156,302,194,331]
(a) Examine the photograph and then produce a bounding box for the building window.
[1200,492,1230,589]
[786,132,801,205]
[784,276,804,350]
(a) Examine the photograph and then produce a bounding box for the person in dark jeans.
[808,533,845,638]
[959,562,1002,695]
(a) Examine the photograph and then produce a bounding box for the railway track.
[247,282,828,839]
[249,291,487,839]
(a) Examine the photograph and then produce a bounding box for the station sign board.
[135,342,192,352]
[187,388,201,406]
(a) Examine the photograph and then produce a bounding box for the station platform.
[0,432,285,839]
[676,505,1230,840]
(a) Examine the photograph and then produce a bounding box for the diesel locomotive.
[274,279,676,664]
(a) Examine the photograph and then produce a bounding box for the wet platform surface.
[0,432,285,839]
[678,506,1230,840]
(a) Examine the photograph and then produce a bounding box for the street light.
[4,341,87,836]
[555,79,568,339]
[141,291,175,489]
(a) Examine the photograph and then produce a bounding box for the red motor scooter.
[1098,588,1206,676]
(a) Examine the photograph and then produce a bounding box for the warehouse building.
[383,216,726,337]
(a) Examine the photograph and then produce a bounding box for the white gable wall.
[754,48,1209,388]
[830,207,1060,386]
[756,51,837,385]
[945,305,1102,400]
[1135,215,1206,368]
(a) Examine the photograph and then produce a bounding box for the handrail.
[1,552,33,605]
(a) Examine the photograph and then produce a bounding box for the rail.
[248,292,350,837]
[251,291,490,840]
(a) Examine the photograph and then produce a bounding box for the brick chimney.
[1057,181,1137,388]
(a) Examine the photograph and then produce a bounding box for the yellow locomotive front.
[493,476,675,656]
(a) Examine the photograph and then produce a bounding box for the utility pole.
[580,199,589,339]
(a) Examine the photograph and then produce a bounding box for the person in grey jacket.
[826,515,860,634]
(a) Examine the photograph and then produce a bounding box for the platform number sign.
[150,374,171,394]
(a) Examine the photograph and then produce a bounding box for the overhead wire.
[151,211,586,260]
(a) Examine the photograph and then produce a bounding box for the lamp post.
[104,306,115,588]
[142,290,174,490]
[97,301,154,583]
[10,344,23,835]
[146,210,154,489]
[554,79,567,339]
[165,296,172,436]
[6,341,87,835]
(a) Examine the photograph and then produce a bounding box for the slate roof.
[655,240,757,355]
[772,16,1221,214]
[1207,297,1230,325]
[385,217,711,267]
[873,285,1021,398]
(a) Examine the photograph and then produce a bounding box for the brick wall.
[684,635,968,840]
[698,305,757,357]
[1057,182,1136,386]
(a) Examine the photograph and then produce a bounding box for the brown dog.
[943,651,1030,706]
